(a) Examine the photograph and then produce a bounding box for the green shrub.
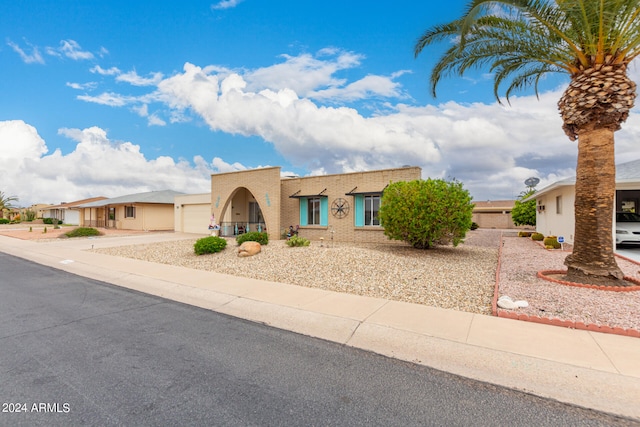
[286,236,310,247]
[194,236,227,255]
[512,189,537,226]
[378,178,473,249]
[64,227,102,238]
[543,236,561,249]
[0,218,9,224]
[531,232,544,241]
[42,217,54,224]
[518,231,533,237]
[470,222,479,230]
[24,210,36,221]
[236,231,268,245]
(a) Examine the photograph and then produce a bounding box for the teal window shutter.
[320,197,328,226]
[299,197,308,226]
[354,195,364,227]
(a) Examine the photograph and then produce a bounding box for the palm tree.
[0,191,19,219]
[415,0,639,286]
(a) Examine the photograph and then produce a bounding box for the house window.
[556,196,562,214]
[364,195,381,226]
[308,197,321,225]
[125,206,136,218]
[249,202,263,223]
[354,194,381,226]
[299,197,328,226]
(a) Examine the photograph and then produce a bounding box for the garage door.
[181,204,211,234]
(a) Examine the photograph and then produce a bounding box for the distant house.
[471,200,526,229]
[526,158,640,244]
[43,197,107,225]
[77,190,184,231]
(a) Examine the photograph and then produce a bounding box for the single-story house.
[175,166,422,243]
[43,197,107,225]
[77,190,184,231]
[526,158,640,244]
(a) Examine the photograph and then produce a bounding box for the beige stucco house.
[527,158,640,244]
[77,190,183,231]
[175,166,422,243]
[471,200,528,229]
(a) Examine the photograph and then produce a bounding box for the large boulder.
[238,241,261,257]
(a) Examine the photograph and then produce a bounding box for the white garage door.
[181,204,211,234]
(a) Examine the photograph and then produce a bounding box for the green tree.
[0,191,19,219]
[415,0,639,286]
[379,179,474,249]
[511,189,536,226]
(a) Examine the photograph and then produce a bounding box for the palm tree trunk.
[564,126,625,284]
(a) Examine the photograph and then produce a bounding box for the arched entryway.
[218,187,266,237]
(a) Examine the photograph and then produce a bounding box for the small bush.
[236,231,268,245]
[518,231,533,237]
[0,218,9,224]
[65,227,102,238]
[286,236,310,247]
[194,236,227,255]
[470,222,479,230]
[531,232,544,241]
[543,236,561,249]
[43,218,55,224]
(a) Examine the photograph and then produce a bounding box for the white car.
[616,212,640,246]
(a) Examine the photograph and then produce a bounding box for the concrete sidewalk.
[1,232,639,421]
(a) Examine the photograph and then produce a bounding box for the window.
[556,196,562,214]
[249,202,263,223]
[308,197,321,225]
[364,195,381,226]
[299,197,328,226]
[125,206,136,218]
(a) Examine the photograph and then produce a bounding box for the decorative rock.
[238,241,261,257]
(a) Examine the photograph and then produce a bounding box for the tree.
[511,189,536,227]
[415,0,639,286]
[378,179,474,249]
[0,191,19,219]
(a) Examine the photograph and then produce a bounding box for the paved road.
[0,253,633,426]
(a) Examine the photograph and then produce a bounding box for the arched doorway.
[219,187,266,236]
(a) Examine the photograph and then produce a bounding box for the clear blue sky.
[1,0,639,206]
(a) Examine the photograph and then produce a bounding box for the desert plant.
[236,231,268,245]
[543,236,561,249]
[470,222,479,230]
[378,178,473,249]
[24,209,36,221]
[43,227,47,234]
[518,231,533,238]
[286,235,310,247]
[42,218,55,224]
[531,233,544,241]
[53,218,60,229]
[194,236,227,255]
[64,227,102,238]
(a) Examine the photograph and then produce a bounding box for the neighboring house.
[77,190,184,231]
[43,197,107,225]
[175,166,422,243]
[472,200,526,229]
[526,158,640,244]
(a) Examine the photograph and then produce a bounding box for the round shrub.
[543,236,561,249]
[286,236,310,247]
[194,236,227,255]
[236,231,268,245]
[518,231,533,238]
[0,218,9,224]
[378,178,473,249]
[64,227,102,238]
[531,232,544,241]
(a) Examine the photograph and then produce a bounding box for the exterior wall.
[472,212,520,229]
[535,186,576,243]
[211,167,282,242]
[174,193,211,234]
[281,167,422,243]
